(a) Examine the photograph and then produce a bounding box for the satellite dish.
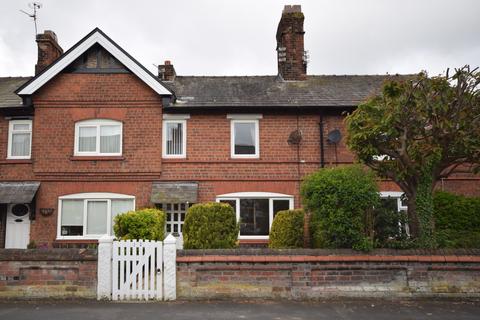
[287,129,302,145]
[327,129,342,144]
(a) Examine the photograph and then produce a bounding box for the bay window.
[7,119,32,159]
[57,193,135,239]
[74,119,122,156]
[216,192,293,239]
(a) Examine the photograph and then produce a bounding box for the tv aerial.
[20,2,42,35]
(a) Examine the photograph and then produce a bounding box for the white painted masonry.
[97,235,114,300]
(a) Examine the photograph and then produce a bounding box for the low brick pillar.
[0,249,97,299]
[177,249,480,299]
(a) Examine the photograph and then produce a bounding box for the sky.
[0,0,479,77]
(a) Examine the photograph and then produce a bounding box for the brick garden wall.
[177,249,480,299]
[0,249,97,298]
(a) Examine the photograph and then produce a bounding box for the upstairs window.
[8,120,32,159]
[74,119,122,156]
[228,114,261,158]
[162,115,189,158]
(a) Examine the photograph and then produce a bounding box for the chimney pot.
[158,60,176,81]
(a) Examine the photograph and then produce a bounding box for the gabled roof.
[166,74,412,109]
[0,77,31,108]
[16,28,173,96]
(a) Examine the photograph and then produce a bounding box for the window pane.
[86,201,108,235]
[240,199,269,236]
[11,133,30,157]
[166,122,183,155]
[13,123,30,131]
[78,126,97,152]
[380,197,399,212]
[220,200,237,210]
[61,200,84,236]
[234,122,256,155]
[111,199,134,234]
[273,200,290,218]
[100,125,121,153]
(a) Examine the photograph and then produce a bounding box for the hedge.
[301,165,380,250]
[434,191,480,248]
[183,202,239,249]
[113,208,166,241]
[269,209,305,249]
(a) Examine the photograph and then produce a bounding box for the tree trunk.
[406,195,420,238]
[414,174,437,248]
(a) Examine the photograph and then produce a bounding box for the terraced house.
[0,5,478,248]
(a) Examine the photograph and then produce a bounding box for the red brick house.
[0,5,478,248]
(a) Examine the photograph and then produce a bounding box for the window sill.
[0,159,33,164]
[230,157,261,161]
[70,156,125,161]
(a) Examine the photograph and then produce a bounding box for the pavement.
[0,299,479,320]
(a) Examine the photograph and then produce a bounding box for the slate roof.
[0,77,31,108]
[167,75,412,108]
[0,74,413,109]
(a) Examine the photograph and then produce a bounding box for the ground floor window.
[156,202,193,235]
[379,191,409,235]
[57,193,135,239]
[216,192,294,239]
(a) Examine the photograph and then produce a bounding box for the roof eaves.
[15,27,173,97]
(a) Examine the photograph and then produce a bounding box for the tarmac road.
[0,298,479,320]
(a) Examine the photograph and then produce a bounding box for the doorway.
[5,203,31,249]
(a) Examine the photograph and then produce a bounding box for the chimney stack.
[35,30,63,75]
[158,60,176,81]
[276,5,307,81]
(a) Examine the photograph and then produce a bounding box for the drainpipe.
[319,113,325,168]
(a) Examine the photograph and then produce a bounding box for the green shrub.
[301,165,380,249]
[183,202,239,249]
[269,209,305,249]
[434,191,480,248]
[113,208,166,241]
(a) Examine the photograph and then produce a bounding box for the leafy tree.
[345,66,480,247]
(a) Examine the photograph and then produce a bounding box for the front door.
[5,204,31,249]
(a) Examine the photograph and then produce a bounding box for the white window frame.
[228,114,261,159]
[379,191,409,236]
[380,191,407,212]
[56,192,135,240]
[162,116,188,158]
[74,119,123,156]
[7,119,32,159]
[216,192,294,240]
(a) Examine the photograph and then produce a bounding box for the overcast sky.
[0,0,479,77]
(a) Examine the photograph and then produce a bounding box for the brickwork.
[0,249,97,298]
[177,250,480,299]
[276,5,306,80]
[1,50,479,248]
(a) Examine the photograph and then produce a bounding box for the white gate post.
[97,235,114,300]
[163,234,177,300]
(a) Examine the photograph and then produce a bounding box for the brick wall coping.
[178,248,480,256]
[0,249,97,261]
[177,254,480,263]
[177,248,480,263]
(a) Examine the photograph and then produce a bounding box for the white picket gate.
[97,235,176,301]
[112,240,163,300]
